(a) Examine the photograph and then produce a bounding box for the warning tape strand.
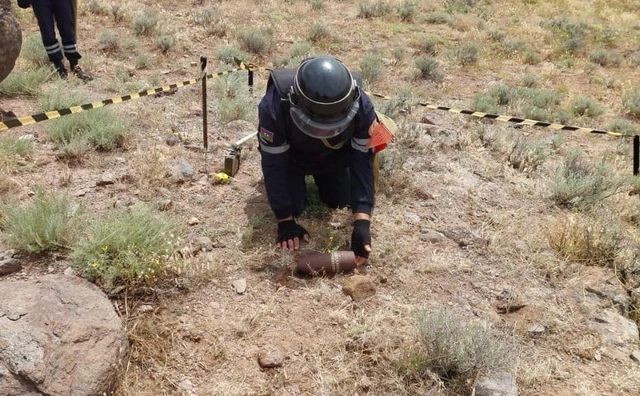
[0,63,254,132]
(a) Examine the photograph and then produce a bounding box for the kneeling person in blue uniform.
[257,56,392,266]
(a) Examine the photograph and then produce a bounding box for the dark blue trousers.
[289,167,351,217]
[31,0,81,63]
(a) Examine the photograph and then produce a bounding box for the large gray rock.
[0,0,22,83]
[0,275,129,396]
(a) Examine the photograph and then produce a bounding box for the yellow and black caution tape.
[417,102,623,137]
[0,65,249,132]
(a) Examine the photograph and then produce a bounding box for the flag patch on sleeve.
[258,127,274,143]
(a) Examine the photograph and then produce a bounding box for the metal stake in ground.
[634,135,639,176]
[248,68,254,96]
[200,56,208,171]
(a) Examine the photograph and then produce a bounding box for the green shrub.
[214,45,250,65]
[135,55,153,69]
[309,0,326,11]
[417,36,439,56]
[357,1,393,18]
[0,135,32,172]
[415,56,444,82]
[70,204,178,287]
[209,73,252,123]
[308,22,332,43]
[571,97,604,117]
[374,87,417,119]
[289,41,315,59]
[415,308,514,381]
[86,0,108,15]
[111,4,126,23]
[0,67,53,97]
[606,118,638,136]
[48,108,129,153]
[132,11,158,36]
[156,35,176,53]
[444,0,475,14]
[391,46,407,63]
[453,42,479,66]
[521,74,537,88]
[359,52,383,87]
[238,27,273,54]
[194,7,228,37]
[423,12,451,24]
[397,0,417,22]
[507,134,548,173]
[624,88,640,118]
[522,51,541,65]
[98,30,120,52]
[550,150,625,209]
[0,189,80,254]
[37,85,86,112]
[588,49,622,67]
[20,34,49,67]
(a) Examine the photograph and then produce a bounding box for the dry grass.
[4,0,640,395]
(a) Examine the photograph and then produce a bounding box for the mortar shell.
[295,251,357,275]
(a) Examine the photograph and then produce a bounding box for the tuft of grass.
[397,0,417,22]
[70,204,178,288]
[522,50,541,65]
[414,308,514,382]
[417,36,439,56]
[20,34,49,67]
[214,45,250,65]
[135,55,153,69]
[357,1,393,19]
[521,74,538,88]
[111,4,126,23]
[359,52,383,88]
[86,0,109,15]
[309,0,326,11]
[98,30,120,53]
[0,135,33,172]
[414,56,444,82]
[289,41,315,61]
[588,48,622,67]
[623,88,640,118]
[194,7,229,37]
[452,42,479,66]
[374,86,417,119]
[506,134,548,174]
[238,27,273,54]
[550,150,626,209]
[391,46,407,63]
[606,118,638,136]
[48,108,130,154]
[444,0,475,14]
[37,85,86,112]
[548,211,626,267]
[0,189,80,254]
[308,22,332,43]
[0,67,53,97]
[209,73,252,123]
[156,35,176,54]
[571,97,604,117]
[423,11,451,24]
[547,17,589,55]
[132,11,158,36]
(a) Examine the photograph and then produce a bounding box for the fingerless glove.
[276,220,309,244]
[351,219,371,258]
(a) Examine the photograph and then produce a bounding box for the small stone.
[342,275,376,301]
[527,323,545,334]
[0,257,21,276]
[188,217,199,226]
[258,345,284,368]
[63,267,75,277]
[405,212,420,225]
[631,350,640,362]
[75,190,86,197]
[232,278,247,294]
[419,229,449,244]
[138,305,154,313]
[96,172,116,187]
[47,266,55,273]
[594,350,602,361]
[165,135,180,146]
[170,159,195,181]
[18,134,35,141]
[475,371,518,396]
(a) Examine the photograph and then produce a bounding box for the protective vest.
[266,68,365,174]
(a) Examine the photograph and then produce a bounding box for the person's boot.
[53,60,68,80]
[69,60,93,82]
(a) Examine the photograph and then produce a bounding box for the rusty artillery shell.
[295,251,357,275]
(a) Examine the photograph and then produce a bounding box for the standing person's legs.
[313,168,350,209]
[32,0,66,77]
[50,0,80,63]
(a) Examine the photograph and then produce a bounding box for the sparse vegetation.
[308,22,332,43]
[98,30,120,53]
[624,88,640,118]
[0,189,80,254]
[415,56,444,81]
[571,97,604,117]
[48,108,130,154]
[0,67,53,97]
[357,1,393,19]
[550,151,626,209]
[20,34,49,67]
[359,52,383,87]
[209,73,252,123]
[414,308,514,382]
[397,0,417,22]
[132,11,158,36]
[70,204,178,288]
[238,27,273,54]
[452,42,479,66]
[0,135,32,172]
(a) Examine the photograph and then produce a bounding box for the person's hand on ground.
[351,219,371,266]
[276,219,310,250]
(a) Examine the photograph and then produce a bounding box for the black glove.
[17,0,32,9]
[351,219,371,258]
[276,219,309,245]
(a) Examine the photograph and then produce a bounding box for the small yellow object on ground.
[213,172,230,184]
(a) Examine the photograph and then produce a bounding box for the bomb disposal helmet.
[289,56,360,139]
